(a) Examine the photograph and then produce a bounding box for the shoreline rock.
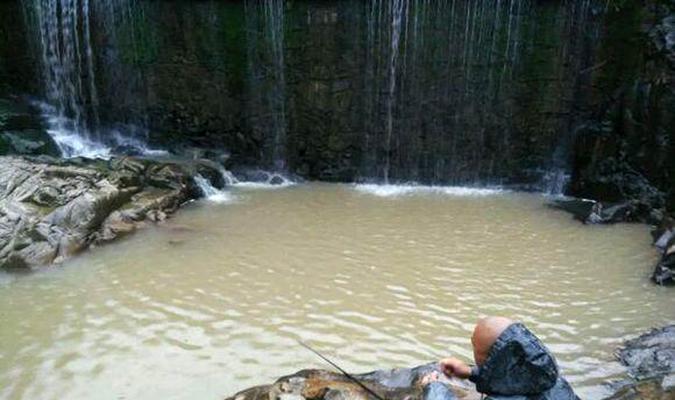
[225,326,675,400]
[606,325,675,399]
[225,363,480,400]
[551,198,675,286]
[0,155,225,271]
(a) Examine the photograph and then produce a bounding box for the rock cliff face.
[0,155,223,270]
[570,1,675,215]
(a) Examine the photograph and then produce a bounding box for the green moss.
[594,2,645,96]
[116,4,159,66]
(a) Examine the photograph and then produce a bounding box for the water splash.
[542,170,571,197]
[31,0,100,142]
[231,171,296,190]
[38,102,167,159]
[25,0,152,159]
[353,183,505,198]
[219,168,240,186]
[194,175,234,203]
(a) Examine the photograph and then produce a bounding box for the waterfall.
[246,0,288,172]
[266,0,287,171]
[364,0,531,184]
[194,174,233,203]
[383,0,405,184]
[33,0,100,141]
[24,0,155,159]
[16,0,599,189]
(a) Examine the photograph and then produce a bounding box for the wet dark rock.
[650,14,675,67]
[604,377,675,400]
[550,198,655,225]
[231,167,274,183]
[617,325,675,381]
[0,130,60,157]
[653,250,675,286]
[550,199,598,222]
[194,159,227,189]
[225,363,480,400]
[586,202,641,224]
[651,218,675,286]
[269,175,286,185]
[0,97,59,157]
[606,326,675,399]
[0,155,227,271]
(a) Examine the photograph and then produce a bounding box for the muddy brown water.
[1,183,672,399]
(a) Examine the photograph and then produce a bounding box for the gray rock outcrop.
[606,325,675,399]
[0,155,223,270]
[225,364,480,400]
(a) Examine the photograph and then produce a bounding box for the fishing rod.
[298,341,473,395]
[297,340,386,400]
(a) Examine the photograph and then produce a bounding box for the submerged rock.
[225,364,480,400]
[0,155,228,271]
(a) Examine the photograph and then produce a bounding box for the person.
[422,317,580,400]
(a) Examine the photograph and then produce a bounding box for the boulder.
[653,249,675,286]
[586,202,640,224]
[0,97,59,157]
[550,198,655,225]
[607,326,675,399]
[652,219,675,286]
[0,130,60,157]
[225,364,480,400]
[604,378,675,400]
[0,155,229,271]
[617,325,675,381]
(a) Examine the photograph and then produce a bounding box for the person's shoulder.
[483,378,579,400]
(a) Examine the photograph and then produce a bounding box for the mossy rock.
[0,129,60,156]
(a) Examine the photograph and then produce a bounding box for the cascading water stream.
[18,0,598,194]
[24,0,159,159]
[265,0,287,172]
[194,174,233,203]
[246,0,288,172]
[32,0,102,155]
[383,0,405,184]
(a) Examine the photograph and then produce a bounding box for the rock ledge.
[0,155,223,270]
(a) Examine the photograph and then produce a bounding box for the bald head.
[471,316,514,366]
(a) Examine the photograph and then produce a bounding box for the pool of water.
[0,183,671,399]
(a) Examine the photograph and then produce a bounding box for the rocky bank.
[609,325,675,400]
[225,326,675,400]
[225,364,480,400]
[0,155,226,271]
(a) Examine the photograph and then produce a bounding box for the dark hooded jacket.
[469,323,580,400]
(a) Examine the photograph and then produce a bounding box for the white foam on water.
[353,183,505,197]
[38,102,168,159]
[230,172,296,190]
[46,124,112,159]
[232,181,295,190]
[194,175,235,204]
